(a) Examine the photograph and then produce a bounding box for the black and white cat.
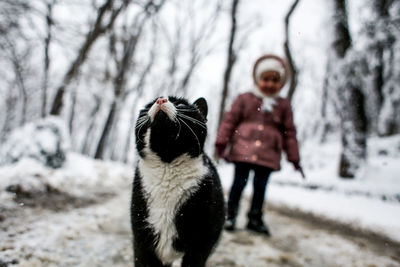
[131,96,225,267]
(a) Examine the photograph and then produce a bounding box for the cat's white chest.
[138,150,208,264]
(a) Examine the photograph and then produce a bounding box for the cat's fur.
[131,96,225,267]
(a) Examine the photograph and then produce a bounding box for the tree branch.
[49,0,126,115]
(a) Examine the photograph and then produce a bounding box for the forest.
[0,0,399,179]
[1,1,400,266]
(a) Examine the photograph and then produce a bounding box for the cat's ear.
[193,97,208,119]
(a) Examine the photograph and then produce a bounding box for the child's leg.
[246,165,273,235]
[249,165,272,214]
[226,162,251,220]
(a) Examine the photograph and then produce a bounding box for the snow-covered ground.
[1,135,400,266]
[219,135,400,243]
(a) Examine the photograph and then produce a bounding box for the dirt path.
[209,203,400,267]
[1,190,399,267]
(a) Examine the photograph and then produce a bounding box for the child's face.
[257,71,282,96]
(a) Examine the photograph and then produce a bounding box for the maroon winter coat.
[216,92,300,170]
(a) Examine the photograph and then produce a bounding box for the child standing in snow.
[215,54,303,236]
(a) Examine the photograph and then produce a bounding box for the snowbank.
[0,117,70,168]
[0,153,132,207]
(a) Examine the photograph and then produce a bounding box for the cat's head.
[135,96,208,163]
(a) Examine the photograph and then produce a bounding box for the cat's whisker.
[136,121,146,131]
[176,108,197,112]
[177,113,206,125]
[136,118,148,128]
[177,114,207,129]
[136,118,148,131]
[136,116,149,143]
[178,117,201,154]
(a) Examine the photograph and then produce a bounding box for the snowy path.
[1,188,399,267]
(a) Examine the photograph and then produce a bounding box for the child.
[215,54,303,236]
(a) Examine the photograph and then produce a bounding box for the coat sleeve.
[282,100,300,163]
[215,95,244,146]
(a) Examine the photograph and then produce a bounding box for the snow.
[1,135,400,266]
[1,135,399,242]
[0,153,130,201]
[218,134,400,243]
[0,117,70,168]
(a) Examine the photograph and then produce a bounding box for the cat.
[131,96,225,267]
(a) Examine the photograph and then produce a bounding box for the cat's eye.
[176,103,186,108]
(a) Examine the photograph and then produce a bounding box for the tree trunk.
[332,0,352,58]
[122,25,158,163]
[319,59,332,143]
[41,0,56,117]
[378,46,400,136]
[11,49,28,126]
[81,96,102,156]
[331,0,367,178]
[284,0,300,102]
[1,89,17,143]
[338,74,368,178]
[68,86,78,135]
[216,0,239,148]
[372,0,400,136]
[94,99,117,159]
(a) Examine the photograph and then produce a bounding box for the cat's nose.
[156,98,168,105]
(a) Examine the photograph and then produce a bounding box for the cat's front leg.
[181,251,209,267]
[133,248,172,267]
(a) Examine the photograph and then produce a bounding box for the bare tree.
[94,0,166,159]
[216,0,240,137]
[4,38,30,126]
[328,0,367,178]
[1,89,18,142]
[319,59,334,143]
[49,0,128,116]
[284,0,300,102]
[0,0,30,36]
[176,1,222,95]
[369,0,400,136]
[81,94,102,156]
[121,22,158,163]
[41,0,57,117]
[0,0,32,129]
[369,0,393,111]
[153,0,223,97]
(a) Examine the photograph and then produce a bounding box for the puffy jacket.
[216,92,300,170]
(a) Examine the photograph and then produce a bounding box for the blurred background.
[1,0,399,176]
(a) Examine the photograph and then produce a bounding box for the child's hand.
[215,144,226,158]
[292,162,306,179]
[215,144,231,162]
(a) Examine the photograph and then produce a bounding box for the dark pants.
[227,162,272,220]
